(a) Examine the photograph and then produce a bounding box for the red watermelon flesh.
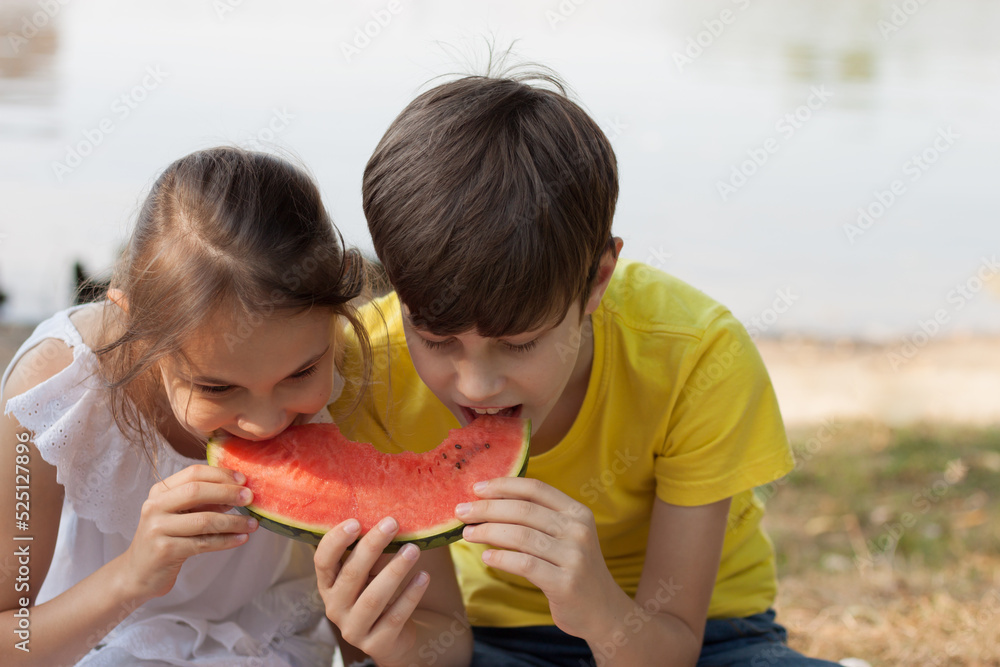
[206,416,530,550]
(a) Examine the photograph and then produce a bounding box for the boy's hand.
[314,517,431,667]
[455,477,621,640]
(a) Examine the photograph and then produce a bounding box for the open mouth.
[460,405,522,423]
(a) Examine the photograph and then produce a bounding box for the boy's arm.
[596,495,730,666]
[459,479,726,667]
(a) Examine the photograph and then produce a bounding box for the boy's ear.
[107,288,129,313]
[583,237,624,316]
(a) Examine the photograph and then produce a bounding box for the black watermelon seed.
[456,462,462,469]
[442,453,447,458]
[455,444,462,449]
[484,443,490,449]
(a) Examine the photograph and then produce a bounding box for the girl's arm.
[0,343,147,665]
[0,343,258,665]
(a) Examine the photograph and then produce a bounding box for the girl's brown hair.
[96,146,371,464]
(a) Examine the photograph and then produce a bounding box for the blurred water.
[0,0,997,340]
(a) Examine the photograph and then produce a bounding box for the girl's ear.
[107,288,129,313]
[584,237,624,316]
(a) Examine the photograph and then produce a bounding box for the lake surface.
[1,0,998,340]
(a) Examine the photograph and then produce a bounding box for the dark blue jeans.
[470,609,842,666]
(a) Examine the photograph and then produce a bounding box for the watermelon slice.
[206,416,530,551]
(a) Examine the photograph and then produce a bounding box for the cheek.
[168,393,227,431]
[300,371,335,412]
[409,350,447,392]
[527,351,576,400]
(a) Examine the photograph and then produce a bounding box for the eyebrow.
[189,344,331,386]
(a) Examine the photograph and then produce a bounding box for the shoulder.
[598,261,771,407]
[2,303,106,405]
[602,259,732,338]
[600,260,749,374]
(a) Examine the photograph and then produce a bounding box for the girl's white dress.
[2,307,337,666]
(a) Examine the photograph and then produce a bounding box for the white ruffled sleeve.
[5,343,152,540]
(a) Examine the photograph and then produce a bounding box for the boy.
[331,69,841,666]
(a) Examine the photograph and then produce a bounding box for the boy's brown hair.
[363,67,618,336]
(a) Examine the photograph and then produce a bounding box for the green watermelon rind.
[208,419,531,552]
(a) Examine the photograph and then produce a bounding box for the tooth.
[486,408,500,415]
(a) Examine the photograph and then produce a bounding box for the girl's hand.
[121,464,258,601]
[455,477,621,640]
[314,517,431,667]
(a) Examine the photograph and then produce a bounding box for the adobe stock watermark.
[579,448,639,504]
[886,255,999,371]
[4,0,68,55]
[411,611,475,665]
[681,286,799,404]
[853,458,966,573]
[716,86,833,202]
[730,418,843,533]
[942,589,1000,665]
[51,66,169,181]
[559,244,669,365]
[222,243,328,352]
[877,0,932,40]
[246,591,326,667]
[242,108,294,152]
[672,0,753,73]
[583,577,684,667]
[742,287,799,339]
[843,126,958,244]
[546,0,590,31]
[212,0,247,20]
[340,0,404,63]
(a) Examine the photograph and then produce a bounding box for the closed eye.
[502,339,538,353]
[289,364,320,380]
[193,361,320,395]
[419,337,454,351]
[196,384,234,395]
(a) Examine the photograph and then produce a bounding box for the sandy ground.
[2,321,998,428]
[756,336,1000,428]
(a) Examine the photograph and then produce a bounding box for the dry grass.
[765,422,1000,666]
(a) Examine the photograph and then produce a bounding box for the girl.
[0,147,466,666]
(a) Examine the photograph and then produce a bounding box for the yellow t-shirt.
[330,260,794,625]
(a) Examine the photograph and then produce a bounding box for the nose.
[236,401,289,441]
[454,357,505,405]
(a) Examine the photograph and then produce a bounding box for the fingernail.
[233,471,246,484]
[402,543,419,560]
[473,481,487,493]
[235,533,249,543]
[414,571,429,586]
[343,519,360,534]
[455,502,471,517]
[463,525,474,539]
[481,549,492,563]
[247,517,258,530]
[378,517,397,534]
[239,488,253,504]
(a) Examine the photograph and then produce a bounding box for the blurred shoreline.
[2,322,997,427]
[756,335,1000,428]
